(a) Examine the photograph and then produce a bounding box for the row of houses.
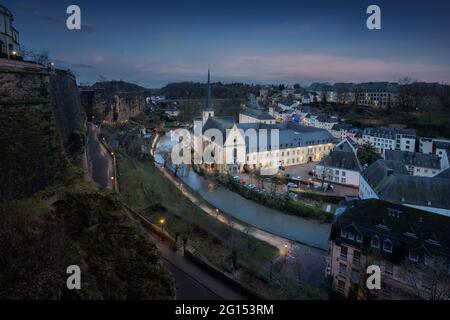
[260,82,400,109]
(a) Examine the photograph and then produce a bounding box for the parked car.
[233,176,241,182]
[279,165,286,171]
[287,183,298,189]
[308,170,315,176]
[291,176,302,181]
[244,183,256,190]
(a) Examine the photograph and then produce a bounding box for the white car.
[287,183,298,189]
[244,183,256,189]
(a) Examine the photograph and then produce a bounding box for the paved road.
[144,229,248,300]
[86,123,113,189]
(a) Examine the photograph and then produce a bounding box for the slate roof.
[203,117,336,151]
[330,200,450,261]
[318,139,362,172]
[362,160,450,211]
[385,150,441,170]
[240,108,275,120]
[357,82,399,93]
[435,168,450,180]
[363,127,416,139]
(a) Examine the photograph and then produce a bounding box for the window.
[339,263,347,277]
[384,262,394,277]
[340,229,347,238]
[342,171,346,177]
[356,233,362,243]
[422,278,433,292]
[348,232,355,241]
[337,280,346,293]
[371,236,380,248]
[383,240,393,253]
[409,251,419,262]
[353,250,361,264]
[340,246,348,259]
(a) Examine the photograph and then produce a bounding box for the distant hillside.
[157,82,261,99]
[91,80,149,94]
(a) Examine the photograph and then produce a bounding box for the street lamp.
[159,218,166,233]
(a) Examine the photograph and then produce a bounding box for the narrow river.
[155,132,331,250]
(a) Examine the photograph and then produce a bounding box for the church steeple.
[203,68,214,123]
[205,68,213,111]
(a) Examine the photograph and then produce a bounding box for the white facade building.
[0,5,20,59]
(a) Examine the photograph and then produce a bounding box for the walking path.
[160,167,291,254]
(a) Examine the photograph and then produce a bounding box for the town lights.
[11,50,17,57]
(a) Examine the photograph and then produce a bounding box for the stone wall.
[0,60,87,201]
[49,69,86,164]
[80,86,146,124]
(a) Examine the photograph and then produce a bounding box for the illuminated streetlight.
[159,218,166,233]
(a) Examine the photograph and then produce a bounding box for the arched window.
[383,239,393,253]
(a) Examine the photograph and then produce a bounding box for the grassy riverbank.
[117,155,327,299]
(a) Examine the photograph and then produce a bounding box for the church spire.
[205,68,213,111]
[202,68,214,123]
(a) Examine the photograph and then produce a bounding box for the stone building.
[0,5,20,59]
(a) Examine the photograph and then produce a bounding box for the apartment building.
[326,200,450,300]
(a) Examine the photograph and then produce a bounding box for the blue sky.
[4,0,450,87]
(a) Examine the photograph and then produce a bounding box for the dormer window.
[371,236,380,248]
[340,229,347,238]
[348,233,355,241]
[356,233,362,243]
[383,240,393,253]
[409,251,419,262]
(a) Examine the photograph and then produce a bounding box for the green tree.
[357,144,381,166]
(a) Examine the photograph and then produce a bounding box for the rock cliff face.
[80,81,147,124]
[0,59,175,300]
[49,70,86,165]
[0,62,69,201]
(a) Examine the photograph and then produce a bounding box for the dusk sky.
[4,0,450,87]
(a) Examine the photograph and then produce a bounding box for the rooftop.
[362,160,450,211]
[331,199,450,260]
[385,150,441,170]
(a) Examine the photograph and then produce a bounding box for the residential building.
[316,138,362,187]
[326,199,450,299]
[362,127,416,155]
[384,150,445,177]
[0,5,20,59]
[239,108,276,125]
[356,82,399,108]
[359,160,450,217]
[314,115,339,131]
